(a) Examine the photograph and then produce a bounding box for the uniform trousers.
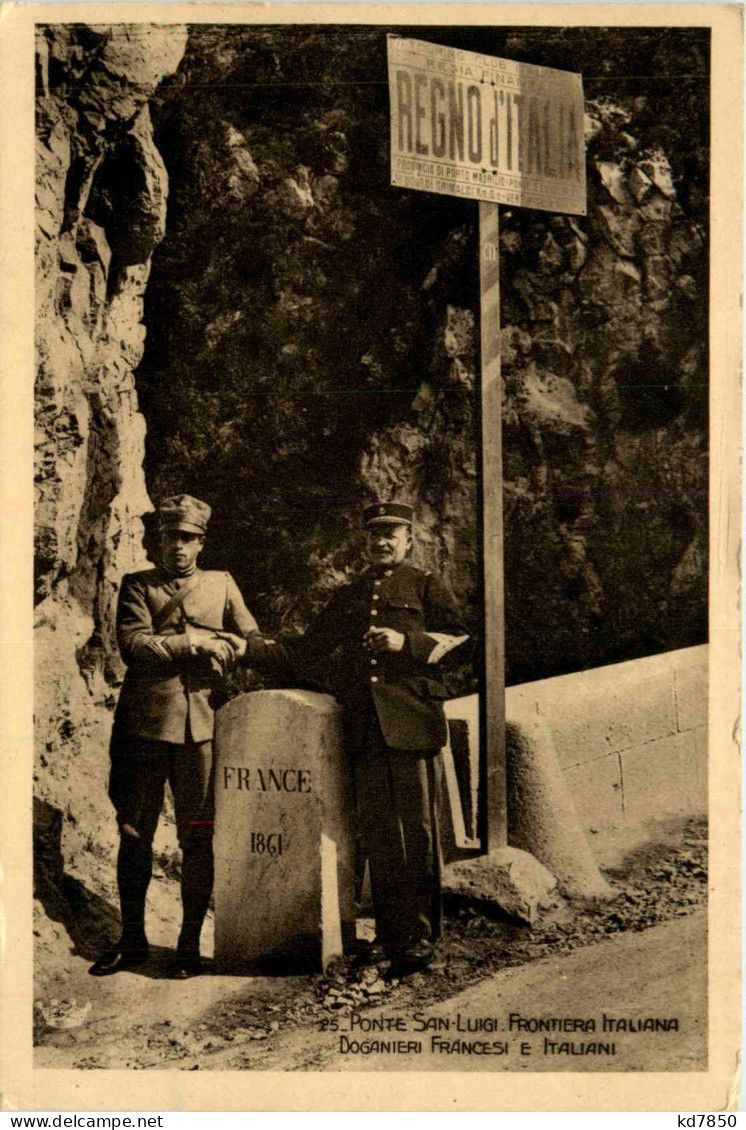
[108,736,215,952]
[352,712,443,954]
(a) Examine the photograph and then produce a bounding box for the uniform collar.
[158,563,202,583]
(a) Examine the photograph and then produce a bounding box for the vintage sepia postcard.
[0,1,741,1114]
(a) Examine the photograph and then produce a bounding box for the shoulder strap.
[153,572,205,631]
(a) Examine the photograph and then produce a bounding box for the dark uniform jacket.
[114,566,262,745]
[273,563,468,751]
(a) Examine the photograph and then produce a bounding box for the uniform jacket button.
[371,676,378,683]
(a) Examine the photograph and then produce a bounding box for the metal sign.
[388,35,586,216]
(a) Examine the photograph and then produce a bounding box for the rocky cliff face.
[34,26,187,949]
[33,24,709,973]
[140,26,708,684]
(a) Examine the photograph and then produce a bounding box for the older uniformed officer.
[92,494,267,978]
[222,501,468,971]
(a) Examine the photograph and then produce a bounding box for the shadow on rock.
[34,796,121,962]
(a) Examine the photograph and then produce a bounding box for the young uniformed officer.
[92,494,269,978]
[221,501,469,972]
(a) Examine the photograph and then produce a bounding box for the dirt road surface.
[35,819,707,1073]
[241,912,706,1073]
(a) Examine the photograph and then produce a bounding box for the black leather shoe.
[392,941,435,974]
[171,951,204,979]
[89,944,149,977]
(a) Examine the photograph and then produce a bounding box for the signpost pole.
[478,200,507,853]
[387,33,585,858]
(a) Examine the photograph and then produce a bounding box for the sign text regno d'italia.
[388,36,586,216]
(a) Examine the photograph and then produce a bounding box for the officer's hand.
[213,631,248,661]
[194,637,235,674]
[363,628,405,653]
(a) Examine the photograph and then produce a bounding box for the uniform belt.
[152,573,205,630]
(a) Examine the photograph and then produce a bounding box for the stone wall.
[510,644,708,828]
[444,645,708,846]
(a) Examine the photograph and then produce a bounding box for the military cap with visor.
[158,494,211,535]
[363,501,414,527]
